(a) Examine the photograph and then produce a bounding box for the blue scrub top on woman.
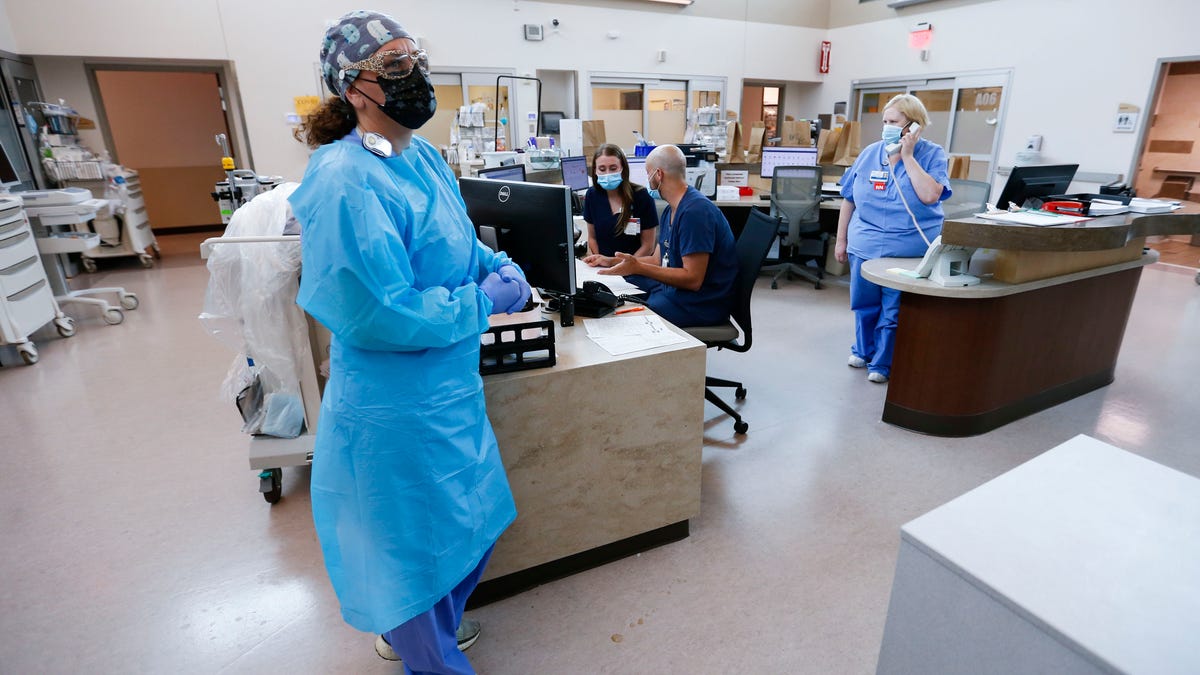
[289,133,517,634]
[583,184,659,256]
[840,138,951,258]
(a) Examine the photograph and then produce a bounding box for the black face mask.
[355,68,437,130]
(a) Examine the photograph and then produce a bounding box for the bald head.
[646,144,687,180]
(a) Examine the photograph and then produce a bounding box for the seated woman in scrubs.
[833,94,951,384]
[581,143,659,266]
[289,10,530,673]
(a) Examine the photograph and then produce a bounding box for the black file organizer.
[479,318,556,375]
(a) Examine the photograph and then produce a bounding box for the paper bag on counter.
[832,121,861,166]
[746,123,766,163]
[780,120,811,147]
[725,120,743,162]
[817,127,840,164]
[581,120,606,167]
[948,154,971,180]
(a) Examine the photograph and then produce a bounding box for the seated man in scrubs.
[598,144,738,328]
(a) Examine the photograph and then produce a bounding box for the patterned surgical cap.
[320,10,411,98]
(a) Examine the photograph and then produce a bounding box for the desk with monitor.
[470,302,706,606]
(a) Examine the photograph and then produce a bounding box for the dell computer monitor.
[626,157,649,189]
[995,164,1079,210]
[560,155,590,192]
[478,164,526,182]
[459,177,576,296]
[760,146,819,179]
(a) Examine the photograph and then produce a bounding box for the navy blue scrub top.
[583,185,660,256]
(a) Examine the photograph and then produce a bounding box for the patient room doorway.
[89,66,241,231]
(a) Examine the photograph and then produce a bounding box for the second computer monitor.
[478,164,527,182]
[760,146,819,179]
[995,164,1079,210]
[560,155,590,192]
[626,157,649,189]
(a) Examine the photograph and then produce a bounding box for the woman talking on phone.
[833,94,951,384]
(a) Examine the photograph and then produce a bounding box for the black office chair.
[681,208,779,435]
[760,164,827,289]
[944,178,991,219]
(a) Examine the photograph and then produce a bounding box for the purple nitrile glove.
[480,272,522,315]
[497,264,531,313]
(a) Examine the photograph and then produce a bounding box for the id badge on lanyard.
[625,217,640,236]
[870,169,889,192]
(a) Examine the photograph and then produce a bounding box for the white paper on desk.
[821,182,842,193]
[585,315,687,355]
[574,259,642,294]
[976,211,1090,227]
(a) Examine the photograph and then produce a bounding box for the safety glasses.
[346,49,429,79]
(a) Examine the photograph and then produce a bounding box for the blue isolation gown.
[289,133,517,634]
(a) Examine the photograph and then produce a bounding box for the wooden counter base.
[882,266,1142,437]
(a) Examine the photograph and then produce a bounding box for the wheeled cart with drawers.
[0,194,76,365]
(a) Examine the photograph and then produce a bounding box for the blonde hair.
[884,94,930,129]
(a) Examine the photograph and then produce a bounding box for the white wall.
[9,0,1197,188]
[0,1,16,54]
[5,0,829,181]
[823,0,1200,189]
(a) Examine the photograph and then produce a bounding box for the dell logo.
[498,186,511,203]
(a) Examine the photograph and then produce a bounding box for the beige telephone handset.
[908,235,980,287]
[886,122,920,156]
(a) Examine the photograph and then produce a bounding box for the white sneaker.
[867,372,889,383]
[374,618,482,661]
[847,354,868,368]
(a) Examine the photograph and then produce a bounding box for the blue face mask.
[597,173,623,190]
[881,124,904,145]
[646,169,662,200]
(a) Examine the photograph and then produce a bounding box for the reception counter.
[862,253,1158,436]
[862,210,1200,436]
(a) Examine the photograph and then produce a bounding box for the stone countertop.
[941,204,1200,252]
[861,250,1159,299]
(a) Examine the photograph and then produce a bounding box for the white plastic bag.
[200,183,307,437]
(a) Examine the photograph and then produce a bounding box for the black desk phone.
[574,280,621,318]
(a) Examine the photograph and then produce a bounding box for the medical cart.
[0,194,76,365]
[23,188,139,325]
[200,235,326,504]
[54,167,159,272]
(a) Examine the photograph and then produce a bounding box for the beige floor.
[2,235,1199,673]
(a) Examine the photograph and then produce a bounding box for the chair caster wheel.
[735,386,747,400]
[734,420,749,435]
[770,281,778,289]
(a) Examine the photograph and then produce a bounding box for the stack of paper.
[1128,198,1182,214]
[1087,199,1130,216]
[585,314,687,356]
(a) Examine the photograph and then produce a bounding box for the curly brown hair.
[293,96,357,149]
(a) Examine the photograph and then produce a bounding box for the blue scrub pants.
[626,276,712,328]
[381,546,494,675]
[849,254,902,377]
